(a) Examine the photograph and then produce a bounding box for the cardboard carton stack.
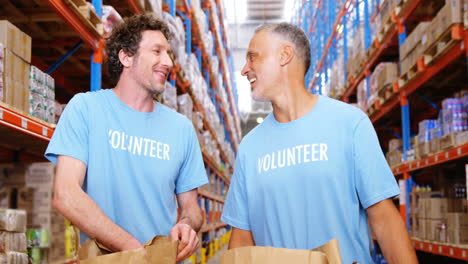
[0,209,28,264]
[0,21,31,112]
[410,190,467,244]
[0,163,67,263]
[385,138,402,167]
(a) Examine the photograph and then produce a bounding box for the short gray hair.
[256,23,311,73]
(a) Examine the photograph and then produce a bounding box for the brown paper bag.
[221,238,342,264]
[78,236,178,264]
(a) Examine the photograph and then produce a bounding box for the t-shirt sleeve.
[175,124,209,194]
[221,151,250,231]
[354,116,400,209]
[44,94,89,165]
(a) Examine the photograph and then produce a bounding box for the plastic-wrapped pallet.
[162,12,186,63]
[418,120,438,143]
[0,232,27,252]
[192,111,204,131]
[357,80,368,111]
[441,98,468,135]
[102,5,122,38]
[0,210,26,233]
[0,252,28,264]
[147,0,163,18]
[177,94,193,121]
[29,66,55,123]
[163,82,177,110]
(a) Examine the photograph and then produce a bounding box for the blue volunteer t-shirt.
[45,89,208,244]
[221,95,399,264]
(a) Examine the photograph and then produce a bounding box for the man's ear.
[118,49,133,68]
[279,44,294,66]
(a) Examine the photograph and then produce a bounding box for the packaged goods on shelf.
[374,0,398,41]
[356,79,368,111]
[192,111,204,132]
[418,120,438,143]
[163,82,177,110]
[370,62,398,95]
[102,5,122,37]
[0,209,26,233]
[0,43,3,101]
[177,94,193,121]
[389,138,403,152]
[0,231,27,252]
[162,12,186,64]
[29,66,55,123]
[16,187,53,215]
[2,49,30,112]
[426,0,464,50]
[0,251,28,264]
[0,162,55,189]
[26,229,49,248]
[441,98,468,135]
[330,52,345,98]
[399,22,431,61]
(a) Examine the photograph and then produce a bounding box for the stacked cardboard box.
[374,0,398,41]
[0,21,31,112]
[0,209,28,264]
[0,163,67,263]
[447,213,468,244]
[410,190,467,244]
[385,138,403,167]
[346,26,366,79]
[399,22,431,76]
[426,0,464,50]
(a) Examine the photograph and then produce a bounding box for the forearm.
[53,186,141,251]
[369,201,418,264]
[228,228,255,249]
[178,207,204,232]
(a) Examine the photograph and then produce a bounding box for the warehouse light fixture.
[256,117,264,124]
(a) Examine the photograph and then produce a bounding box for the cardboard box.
[0,20,31,63]
[426,198,448,219]
[426,219,446,241]
[418,218,427,239]
[16,187,53,213]
[25,162,55,187]
[448,227,468,244]
[2,49,29,110]
[0,163,27,186]
[0,187,13,208]
[447,213,468,229]
[0,163,55,187]
[448,198,465,212]
[427,0,464,46]
[400,22,431,60]
[27,211,52,230]
[377,63,398,90]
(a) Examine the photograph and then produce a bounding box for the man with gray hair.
[221,23,417,263]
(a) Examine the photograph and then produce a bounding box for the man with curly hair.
[45,14,207,261]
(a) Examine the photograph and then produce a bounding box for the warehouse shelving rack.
[293,0,468,261]
[0,0,237,262]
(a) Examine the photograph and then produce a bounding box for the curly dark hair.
[106,14,173,83]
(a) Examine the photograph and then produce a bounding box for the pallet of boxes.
[0,163,78,264]
[410,190,467,245]
[399,0,466,87]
